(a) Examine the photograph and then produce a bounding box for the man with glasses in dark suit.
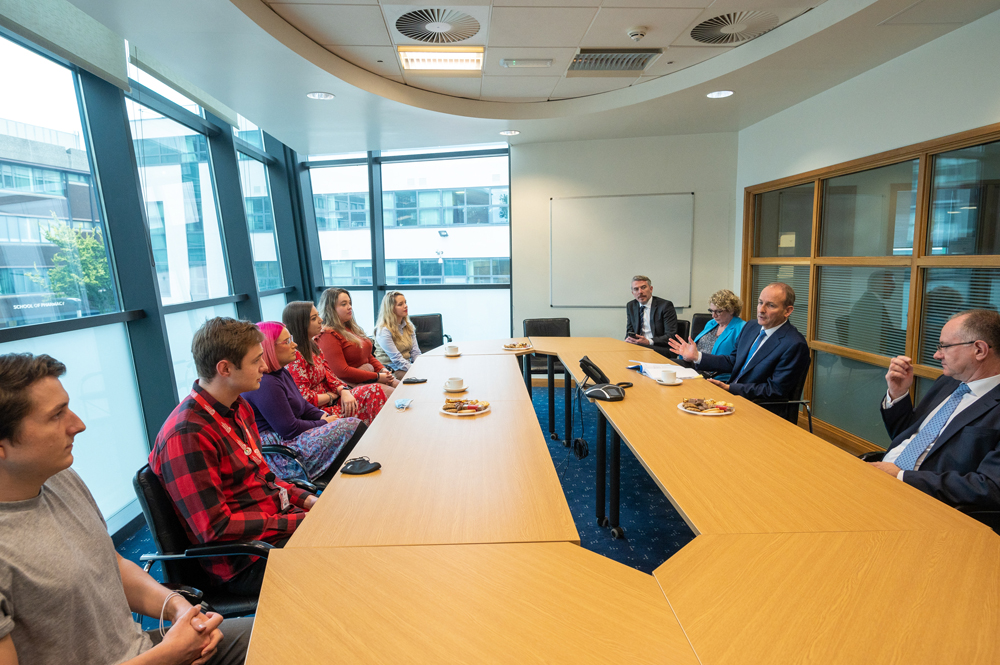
[625,275,677,359]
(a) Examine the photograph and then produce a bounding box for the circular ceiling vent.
[396,9,480,44]
[690,11,779,45]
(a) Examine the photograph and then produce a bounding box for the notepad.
[627,361,701,380]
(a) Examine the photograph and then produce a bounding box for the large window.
[746,131,1000,453]
[127,99,230,305]
[237,152,282,290]
[311,165,372,286]
[0,36,119,330]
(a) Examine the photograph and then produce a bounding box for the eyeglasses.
[708,308,725,315]
[277,336,295,347]
[935,340,976,352]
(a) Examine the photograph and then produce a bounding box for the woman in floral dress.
[282,300,388,426]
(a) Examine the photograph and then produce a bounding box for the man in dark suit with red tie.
[668,282,810,422]
[625,275,677,359]
[872,309,1000,515]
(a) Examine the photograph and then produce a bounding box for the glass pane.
[320,287,374,337]
[127,62,203,117]
[919,268,1000,367]
[928,140,1000,256]
[751,265,809,334]
[0,324,150,527]
[237,153,282,290]
[821,160,918,257]
[753,184,813,258]
[164,302,238,401]
[310,165,371,285]
[0,36,121,330]
[259,292,287,322]
[914,375,936,406]
[812,351,892,449]
[382,156,509,286]
[127,100,230,305]
[398,289,510,342]
[814,266,908,357]
[233,113,264,150]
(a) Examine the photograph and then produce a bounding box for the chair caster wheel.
[562,439,571,447]
[611,526,625,539]
[599,517,609,527]
[550,432,558,440]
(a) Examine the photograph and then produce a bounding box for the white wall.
[736,9,1000,277]
[511,133,738,339]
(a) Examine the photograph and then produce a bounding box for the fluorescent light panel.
[398,46,484,71]
[500,59,552,69]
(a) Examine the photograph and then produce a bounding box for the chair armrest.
[161,583,204,605]
[757,399,811,406]
[140,540,275,562]
[289,478,318,493]
[260,444,302,461]
[444,334,452,342]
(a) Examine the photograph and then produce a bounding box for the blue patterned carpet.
[117,384,695,584]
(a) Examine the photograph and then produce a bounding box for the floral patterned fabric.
[286,348,386,426]
[260,418,360,483]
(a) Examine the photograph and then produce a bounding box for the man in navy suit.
[625,275,677,359]
[668,282,810,421]
[873,309,1000,513]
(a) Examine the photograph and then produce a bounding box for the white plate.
[656,378,683,386]
[677,402,735,416]
[444,383,468,393]
[444,352,461,357]
[440,404,491,417]
[503,344,532,351]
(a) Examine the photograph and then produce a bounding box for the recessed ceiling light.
[499,130,520,136]
[397,46,484,72]
[307,91,335,100]
[961,206,977,210]
[707,90,734,98]
[499,59,553,69]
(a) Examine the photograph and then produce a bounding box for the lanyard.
[190,389,265,468]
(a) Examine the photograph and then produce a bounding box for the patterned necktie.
[735,329,768,381]
[894,383,972,471]
[638,305,646,336]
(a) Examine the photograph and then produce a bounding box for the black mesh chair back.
[676,319,691,342]
[523,318,570,372]
[760,356,812,425]
[691,313,712,340]
[133,465,258,617]
[411,313,450,352]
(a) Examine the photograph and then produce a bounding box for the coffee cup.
[659,369,676,384]
[446,344,459,355]
[445,377,464,391]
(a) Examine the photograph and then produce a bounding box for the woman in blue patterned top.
[693,289,746,382]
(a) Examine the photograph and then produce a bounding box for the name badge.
[279,487,290,512]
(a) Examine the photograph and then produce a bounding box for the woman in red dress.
[315,288,399,392]
[282,300,389,425]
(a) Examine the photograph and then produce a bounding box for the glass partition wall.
[744,135,1000,453]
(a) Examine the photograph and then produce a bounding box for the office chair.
[133,465,275,617]
[410,313,451,352]
[757,356,813,432]
[691,313,712,340]
[523,318,571,439]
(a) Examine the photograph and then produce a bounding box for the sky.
[0,35,84,136]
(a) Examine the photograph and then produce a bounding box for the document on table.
[627,361,701,380]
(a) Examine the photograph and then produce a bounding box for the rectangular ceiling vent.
[566,49,662,78]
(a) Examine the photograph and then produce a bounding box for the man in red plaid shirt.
[151,318,317,595]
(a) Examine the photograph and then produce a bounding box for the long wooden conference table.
[247,337,1000,664]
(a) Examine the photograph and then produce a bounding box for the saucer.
[656,378,683,386]
[444,382,468,393]
[444,352,461,357]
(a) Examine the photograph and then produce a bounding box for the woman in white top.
[374,291,421,379]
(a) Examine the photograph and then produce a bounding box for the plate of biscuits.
[503,341,532,350]
[441,398,491,416]
[678,398,735,416]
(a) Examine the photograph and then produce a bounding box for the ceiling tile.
[480,75,561,99]
[492,0,601,6]
[324,45,402,76]
[268,0,377,5]
[642,44,731,75]
[381,5,491,46]
[482,47,578,76]
[549,76,636,99]
[402,75,483,99]
[488,7,600,47]
[271,4,391,46]
[582,8,704,48]
[598,0,714,7]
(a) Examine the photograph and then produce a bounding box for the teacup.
[659,369,677,383]
[445,377,464,391]
[445,344,459,355]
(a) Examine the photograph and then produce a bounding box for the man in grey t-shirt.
[0,353,251,665]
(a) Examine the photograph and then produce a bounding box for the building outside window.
[0,35,119,329]
[237,152,282,291]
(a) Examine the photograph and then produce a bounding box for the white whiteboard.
[549,193,694,308]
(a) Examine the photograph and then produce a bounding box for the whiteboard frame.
[548,192,695,309]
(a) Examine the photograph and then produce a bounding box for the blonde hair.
[709,289,742,315]
[375,291,415,350]
[318,288,367,346]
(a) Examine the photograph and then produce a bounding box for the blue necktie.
[735,329,767,381]
[894,383,971,471]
